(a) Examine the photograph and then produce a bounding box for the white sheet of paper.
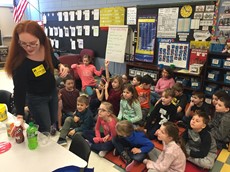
[77,39,84,49]
[57,12,63,21]
[69,11,75,21]
[71,39,76,50]
[59,28,63,37]
[191,19,200,29]
[92,9,99,20]
[84,25,90,36]
[49,27,53,36]
[50,39,54,47]
[92,26,99,37]
[70,26,76,37]
[76,10,82,20]
[63,12,69,21]
[54,39,59,49]
[127,7,137,25]
[64,27,69,37]
[43,14,47,24]
[83,10,90,20]
[54,27,58,36]
[76,26,82,36]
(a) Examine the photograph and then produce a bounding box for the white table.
[0,114,87,172]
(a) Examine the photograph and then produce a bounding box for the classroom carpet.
[211,149,230,172]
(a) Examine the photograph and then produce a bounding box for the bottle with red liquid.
[14,120,24,143]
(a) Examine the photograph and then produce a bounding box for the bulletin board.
[135,1,217,68]
[43,10,108,57]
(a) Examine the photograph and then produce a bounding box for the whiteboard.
[105,25,128,63]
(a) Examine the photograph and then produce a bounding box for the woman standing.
[4,20,69,132]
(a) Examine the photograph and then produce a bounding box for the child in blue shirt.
[112,120,154,172]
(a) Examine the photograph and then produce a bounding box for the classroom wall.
[39,0,212,12]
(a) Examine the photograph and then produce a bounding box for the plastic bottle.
[14,120,24,143]
[27,122,38,150]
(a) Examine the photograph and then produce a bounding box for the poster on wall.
[135,16,157,63]
[158,39,189,68]
[157,8,179,38]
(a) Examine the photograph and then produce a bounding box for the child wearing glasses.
[83,101,117,157]
[57,95,94,146]
[71,54,103,96]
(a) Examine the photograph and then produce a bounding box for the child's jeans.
[59,116,80,139]
[83,130,114,153]
[112,136,147,162]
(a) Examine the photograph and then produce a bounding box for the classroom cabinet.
[203,52,230,97]
[126,62,204,94]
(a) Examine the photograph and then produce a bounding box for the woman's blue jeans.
[27,88,58,132]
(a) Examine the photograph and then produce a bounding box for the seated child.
[122,74,130,85]
[71,54,103,96]
[183,110,217,169]
[135,74,152,123]
[57,95,94,146]
[172,82,188,121]
[183,91,210,127]
[145,88,177,140]
[209,94,230,149]
[118,83,142,124]
[89,77,106,117]
[143,122,186,172]
[83,101,117,157]
[131,75,142,87]
[112,120,154,172]
[151,67,175,105]
[210,89,228,119]
[58,74,80,129]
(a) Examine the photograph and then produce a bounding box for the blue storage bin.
[209,43,225,53]
[205,85,218,96]
[224,74,230,84]
[207,70,220,81]
[223,60,230,69]
[211,58,223,67]
[191,81,201,90]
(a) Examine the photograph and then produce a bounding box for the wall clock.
[180,5,193,18]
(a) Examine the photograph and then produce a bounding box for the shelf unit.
[126,62,204,93]
[203,52,230,98]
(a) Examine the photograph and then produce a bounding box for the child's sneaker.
[57,138,67,146]
[113,148,119,156]
[98,151,108,157]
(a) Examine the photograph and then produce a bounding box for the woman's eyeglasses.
[18,40,39,48]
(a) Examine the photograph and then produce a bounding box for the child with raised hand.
[58,74,80,130]
[131,75,142,86]
[71,54,103,96]
[83,101,117,157]
[57,95,94,146]
[151,67,175,104]
[118,84,142,124]
[112,120,154,172]
[146,88,177,140]
[89,77,107,117]
[183,110,217,169]
[209,94,230,149]
[143,122,186,172]
[104,60,123,116]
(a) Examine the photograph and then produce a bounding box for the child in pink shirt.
[143,122,186,172]
[83,101,117,157]
[151,67,175,105]
[71,55,103,96]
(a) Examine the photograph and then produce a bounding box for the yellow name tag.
[32,64,46,77]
